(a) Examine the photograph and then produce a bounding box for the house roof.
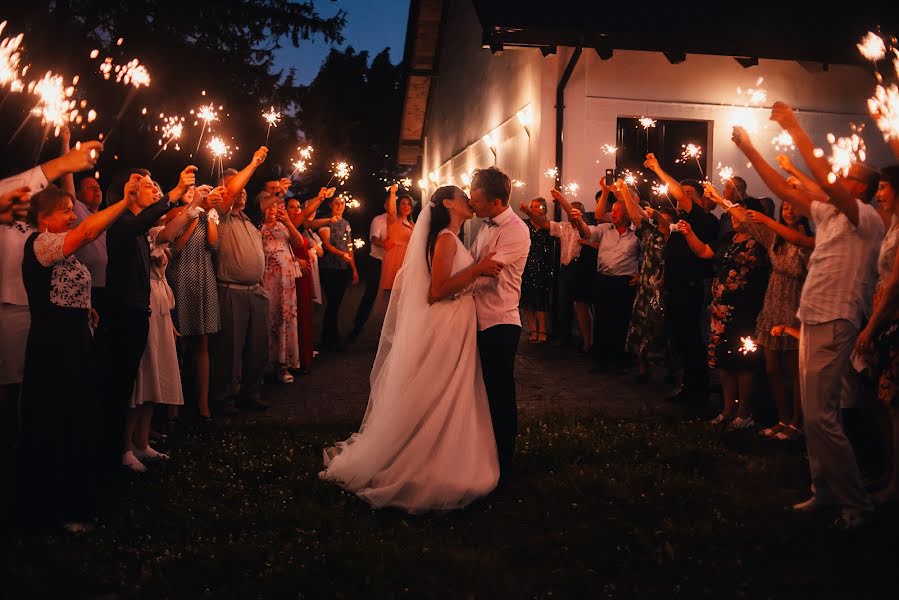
[473,1,899,65]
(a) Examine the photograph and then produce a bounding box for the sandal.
[536,331,548,344]
[774,424,803,441]
[278,369,295,384]
[528,331,538,344]
[760,422,788,438]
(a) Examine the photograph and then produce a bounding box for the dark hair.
[27,184,74,227]
[773,200,812,249]
[758,196,775,218]
[879,165,899,190]
[680,179,703,199]
[530,197,548,214]
[731,176,748,196]
[106,168,150,206]
[471,167,511,205]
[426,186,463,271]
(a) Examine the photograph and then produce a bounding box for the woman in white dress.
[320,185,503,513]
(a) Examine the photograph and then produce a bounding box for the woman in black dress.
[19,183,134,531]
[520,197,555,343]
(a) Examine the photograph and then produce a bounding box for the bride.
[320,185,503,513]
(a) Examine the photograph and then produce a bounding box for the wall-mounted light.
[428,171,439,184]
[516,105,533,139]
[418,178,427,191]
[483,130,499,163]
[461,173,472,187]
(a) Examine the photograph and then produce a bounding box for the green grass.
[2,414,896,598]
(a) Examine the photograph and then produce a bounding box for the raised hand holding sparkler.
[326,161,353,187]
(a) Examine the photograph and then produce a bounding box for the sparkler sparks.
[563,182,580,196]
[290,160,307,175]
[676,143,705,177]
[152,114,185,159]
[717,163,735,183]
[771,130,796,151]
[207,136,229,159]
[544,167,558,180]
[262,106,281,144]
[739,336,758,355]
[329,161,353,186]
[825,126,867,184]
[400,177,413,189]
[868,84,899,141]
[353,238,366,249]
[621,169,644,187]
[0,22,24,92]
[638,117,656,129]
[339,192,360,210]
[737,78,767,106]
[26,71,86,136]
[857,31,887,62]
[651,182,669,197]
[193,103,219,153]
[298,145,314,160]
[512,179,525,188]
[601,144,617,156]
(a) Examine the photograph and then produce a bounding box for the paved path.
[253,286,678,425]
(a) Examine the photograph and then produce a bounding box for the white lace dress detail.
[33,231,91,309]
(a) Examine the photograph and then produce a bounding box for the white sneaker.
[122,450,147,473]
[133,446,170,461]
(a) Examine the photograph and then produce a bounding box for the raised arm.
[676,220,715,260]
[385,184,398,224]
[61,181,136,257]
[276,204,305,254]
[157,186,206,245]
[39,140,103,184]
[594,178,612,221]
[550,188,590,237]
[744,209,815,249]
[518,202,550,230]
[58,126,76,198]
[615,179,646,226]
[731,126,814,218]
[644,206,672,240]
[776,155,826,199]
[297,187,335,225]
[644,153,689,211]
[0,187,30,225]
[222,146,268,213]
[770,102,860,226]
[428,236,502,304]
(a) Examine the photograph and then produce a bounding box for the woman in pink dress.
[379,188,415,291]
[260,202,307,383]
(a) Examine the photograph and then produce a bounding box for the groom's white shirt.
[470,205,531,332]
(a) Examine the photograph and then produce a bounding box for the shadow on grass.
[1,413,896,598]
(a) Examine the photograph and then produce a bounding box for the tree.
[295,45,407,229]
[0,0,346,188]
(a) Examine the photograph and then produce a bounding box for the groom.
[469,167,531,479]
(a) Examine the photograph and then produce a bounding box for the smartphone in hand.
[605,169,614,186]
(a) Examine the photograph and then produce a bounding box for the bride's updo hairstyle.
[425,185,464,270]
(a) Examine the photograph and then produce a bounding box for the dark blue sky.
[274,0,411,85]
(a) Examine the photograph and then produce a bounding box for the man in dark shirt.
[645,155,716,407]
[100,166,195,474]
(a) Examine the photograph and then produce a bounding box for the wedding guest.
[644,153,718,406]
[736,104,883,529]
[318,194,359,351]
[166,184,222,419]
[72,176,108,314]
[212,148,271,415]
[616,183,676,382]
[349,186,391,341]
[305,227,325,305]
[739,198,814,441]
[261,201,307,383]
[683,189,772,429]
[379,188,415,292]
[855,165,899,504]
[19,181,131,531]
[104,168,194,474]
[0,143,102,436]
[520,190,589,349]
[586,199,640,373]
[286,196,323,373]
[519,197,554,343]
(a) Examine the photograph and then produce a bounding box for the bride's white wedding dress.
[320,203,499,514]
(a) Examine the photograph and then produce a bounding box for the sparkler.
[326,161,353,187]
[152,114,185,160]
[638,116,656,148]
[353,238,366,250]
[771,130,796,151]
[857,31,887,62]
[563,182,580,197]
[825,126,867,184]
[207,136,229,181]
[194,103,219,154]
[298,145,314,160]
[716,163,744,201]
[601,144,617,156]
[737,77,767,106]
[651,181,676,210]
[512,179,525,188]
[621,169,645,187]
[100,55,151,142]
[544,167,558,181]
[289,159,307,178]
[262,107,281,144]
[400,177,413,189]
[868,84,899,141]
[676,143,704,177]
[739,336,758,355]
[0,21,24,96]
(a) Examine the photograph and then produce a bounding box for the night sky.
[274,0,411,84]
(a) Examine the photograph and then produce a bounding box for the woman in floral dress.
[680,195,770,430]
[260,202,307,383]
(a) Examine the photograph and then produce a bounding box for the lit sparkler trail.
[601,144,617,156]
[739,336,758,355]
[868,84,899,141]
[737,77,768,106]
[771,130,795,151]
[563,182,580,197]
[207,136,229,181]
[400,177,413,189]
[289,159,307,178]
[353,238,366,249]
[298,145,314,160]
[0,21,25,94]
[638,117,656,129]
[857,31,886,62]
[99,54,151,142]
[621,169,644,187]
[194,103,219,154]
[512,179,525,188]
[651,181,676,210]
[825,126,867,184]
[326,161,353,187]
[676,143,705,177]
[262,107,281,144]
[544,167,558,181]
[152,114,185,160]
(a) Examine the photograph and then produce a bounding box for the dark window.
[614,117,711,201]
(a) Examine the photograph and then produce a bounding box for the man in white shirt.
[72,176,108,315]
[736,103,883,529]
[349,186,393,341]
[469,167,530,478]
[586,200,640,372]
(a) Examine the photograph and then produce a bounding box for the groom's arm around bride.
[467,167,531,480]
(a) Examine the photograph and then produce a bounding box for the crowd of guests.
[0,135,393,532]
[516,101,898,530]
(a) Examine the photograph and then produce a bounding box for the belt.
[218,282,259,291]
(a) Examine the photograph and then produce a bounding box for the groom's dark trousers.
[478,324,521,476]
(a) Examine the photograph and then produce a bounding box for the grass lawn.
[1,414,896,598]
